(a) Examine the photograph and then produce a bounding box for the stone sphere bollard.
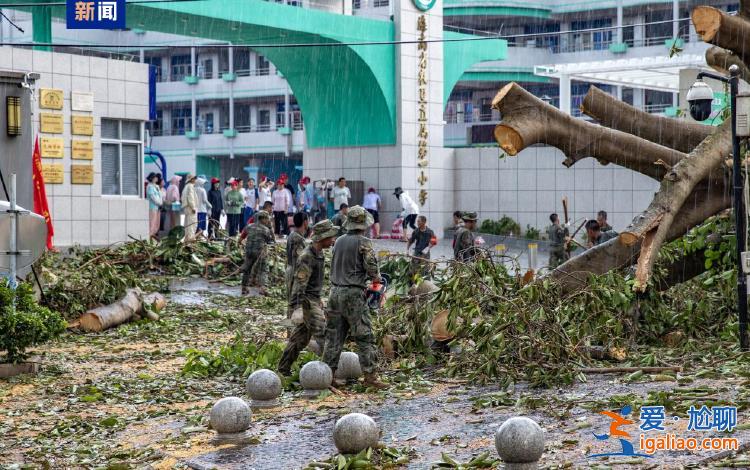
[245,369,282,408]
[209,397,252,443]
[495,416,545,469]
[335,352,362,381]
[333,413,380,454]
[299,360,332,398]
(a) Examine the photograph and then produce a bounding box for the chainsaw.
[366,274,390,311]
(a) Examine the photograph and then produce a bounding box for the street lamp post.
[687,65,748,351]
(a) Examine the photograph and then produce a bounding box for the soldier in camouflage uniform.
[286,212,309,326]
[277,220,339,375]
[240,210,275,295]
[547,213,570,269]
[453,212,478,262]
[323,206,387,389]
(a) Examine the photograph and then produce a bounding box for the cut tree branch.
[705,46,750,83]
[620,122,732,291]
[693,6,750,69]
[491,82,685,180]
[581,86,712,154]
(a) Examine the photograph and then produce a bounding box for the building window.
[171,107,192,135]
[276,102,286,129]
[236,104,251,132]
[199,59,213,79]
[258,109,270,131]
[147,109,164,136]
[373,0,388,6]
[256,55,270,76]
[171,54,191,81]
[144,56,163,82]
[101,119,142,197]
[353,0,360,9]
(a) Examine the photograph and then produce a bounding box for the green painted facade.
[443,32,507,106]
[17,0,508,149]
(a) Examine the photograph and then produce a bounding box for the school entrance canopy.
[533,53,707,112]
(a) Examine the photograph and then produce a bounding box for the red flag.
[31,136,54,250]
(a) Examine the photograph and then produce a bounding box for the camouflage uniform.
[594,229,618,246]
[285,230,307,317]
[330,212,347,236]
[547,223,570,269]
[323,207,380,375]
[278,220,339,374]
[241,213,274,289]
[453,212,478,261]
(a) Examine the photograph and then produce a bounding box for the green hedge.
[0,281,66,363]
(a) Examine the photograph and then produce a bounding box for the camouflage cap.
[343,205,374,231]
[255,210,271,221]
[461,211,478,221]
[311,219,339,242]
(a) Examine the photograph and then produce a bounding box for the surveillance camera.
[686,80,714,122]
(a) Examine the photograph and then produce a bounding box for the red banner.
[31,136,54,250]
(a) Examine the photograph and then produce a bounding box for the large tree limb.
[79,289,166,332]
[581,86,712,153]
[705,46,750,83]
[491,82,685,180]
[693,6,750,69]
[549,191,731,293]
[621,121,731,291]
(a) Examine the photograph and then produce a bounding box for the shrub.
[524,225,540,240]
[0,281,67,363]
[479,216,521,237]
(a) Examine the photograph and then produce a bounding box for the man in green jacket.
[225,181,244,236]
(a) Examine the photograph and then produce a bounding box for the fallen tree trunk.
[491,82,685,180]
[549,190,731,293]
[705,46,750,84]
[620,122,732,291]
[693,6,750,69]
[79,289,167,332]
[581,86,712,153]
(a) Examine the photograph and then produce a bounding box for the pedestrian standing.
[323,206,387,389]
[394,187,419,242]
[243,178,259,227]
[286,212,309,330]
[164,175,182,232]
[181,173,198,241]
[225,181,244,236]
[195,176,211,237]
[260,178,273,206]
[547,213,570,269]
[332,177,350,213]
[278,220,338,375]
[240,210,275,295]
[158,175,167,235]
[454,212,478,261]
[207,177,224,238]
[363,187,382,238]
[146,173,163,240]
[297,176,313,223]
[406,215,435,279]
[272,180,291,236]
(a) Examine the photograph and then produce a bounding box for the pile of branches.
[37,229,286,319]
[375,216,739,388]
